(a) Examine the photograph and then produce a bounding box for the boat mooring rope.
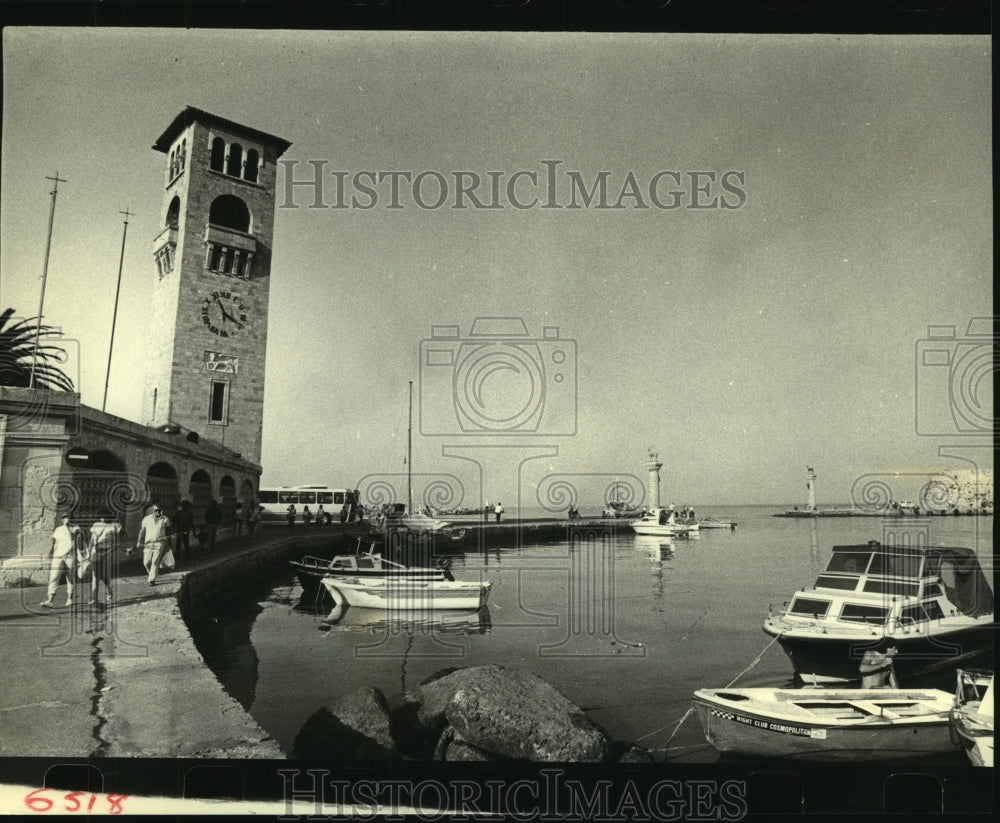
[638,632,785,748]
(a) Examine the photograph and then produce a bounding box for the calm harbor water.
[191,506,993,763]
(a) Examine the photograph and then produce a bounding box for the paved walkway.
[0,525,342,759]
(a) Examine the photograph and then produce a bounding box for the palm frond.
[0,308,75,391]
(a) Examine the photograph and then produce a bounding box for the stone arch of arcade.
[62,447,144,527]
[1,391,263,563]
[220,475,237,528]
[147,461,180,521]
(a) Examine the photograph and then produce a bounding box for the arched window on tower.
[227,143,243,178]
[210,137,225,172]
[169,149,176,180]
[166,196,180,229]
[206,195,254,278]
[209,195,251,233]
[245,149,260,183]
[179,138,187,174]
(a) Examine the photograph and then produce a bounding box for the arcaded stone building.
[0,108,290,578]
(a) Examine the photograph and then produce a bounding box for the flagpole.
[103,208,132,412]
[29,172,67,388]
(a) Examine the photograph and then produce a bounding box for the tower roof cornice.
[152,106,292,156]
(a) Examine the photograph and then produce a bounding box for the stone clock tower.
[143,107,291,465]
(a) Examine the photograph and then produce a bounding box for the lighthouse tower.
[646,451,663,509]
[806,466,818,511]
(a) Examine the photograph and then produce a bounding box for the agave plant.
[0,308,75,391]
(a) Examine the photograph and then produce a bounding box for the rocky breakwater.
[293,663,653,763]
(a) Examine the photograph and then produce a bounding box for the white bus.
[257,485,357,525]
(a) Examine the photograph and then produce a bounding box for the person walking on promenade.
[234,501,244,537]
[176,500,195,559]
[302,505,314,527]
[40,513,80,608]
[134,503,171,586]
[483,504,490,522]
[494,502,504,523]
[315,504,325,527]
[87,509,122,606]
[204,499,222,551]
[247,501,259,537]
[287,503,297,528]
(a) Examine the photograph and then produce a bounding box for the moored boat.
[693,686,954,760]
[762,540,995,685]
[321,603,492,634]
[321,575,491,611]
[631,507,698,537]
[950,669,994,767]
[291,539,453,602]
[698,517,738,530]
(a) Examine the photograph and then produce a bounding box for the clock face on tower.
[200,290,248,337]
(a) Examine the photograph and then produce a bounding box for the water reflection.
[633,535,674,602]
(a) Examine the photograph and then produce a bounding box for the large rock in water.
[417,665,611,762]
[293,686,398,760]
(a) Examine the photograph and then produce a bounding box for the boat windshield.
[868,552,922,579]
[824,548,872,575]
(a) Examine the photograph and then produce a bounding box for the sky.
[1,29,993,509]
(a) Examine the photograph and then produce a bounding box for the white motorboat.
[321,603,491,634]
[763,540,995,685]
[321,575,491,611]
[631,507,698,537]
[291,538,453,602]
[698,517,738,530]
[950,669,994,767]
[693,686,954,761]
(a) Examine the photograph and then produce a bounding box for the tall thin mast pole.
[407,380,413,514]
[29,172,67,388]
[103,208,132,411]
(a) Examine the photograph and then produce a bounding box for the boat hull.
[321,576,491,611]
[292,553,447,602]
[693,688,954,761]
[767,625,995,687]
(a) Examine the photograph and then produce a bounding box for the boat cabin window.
[334,492,345,504]
[825,550,872,574]
[317,491,333,504]
[816,575,861,591]
[278,491,298,504]
[923,582,943,597]
[259,490,278,504]
[838,603,889,625]
[357,557,375,568]
[862,579,920,597]
[299,491,316,504]
[899,605,929,625]
[899,601,945,624]
[867,552,922,579]
[788,597,831,618]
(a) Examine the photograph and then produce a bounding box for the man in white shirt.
[40,513,79,608]
[135,504,171,586]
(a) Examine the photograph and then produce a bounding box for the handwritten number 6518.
[25,789,128,814]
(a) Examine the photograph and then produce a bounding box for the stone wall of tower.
[145,113,285,466]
